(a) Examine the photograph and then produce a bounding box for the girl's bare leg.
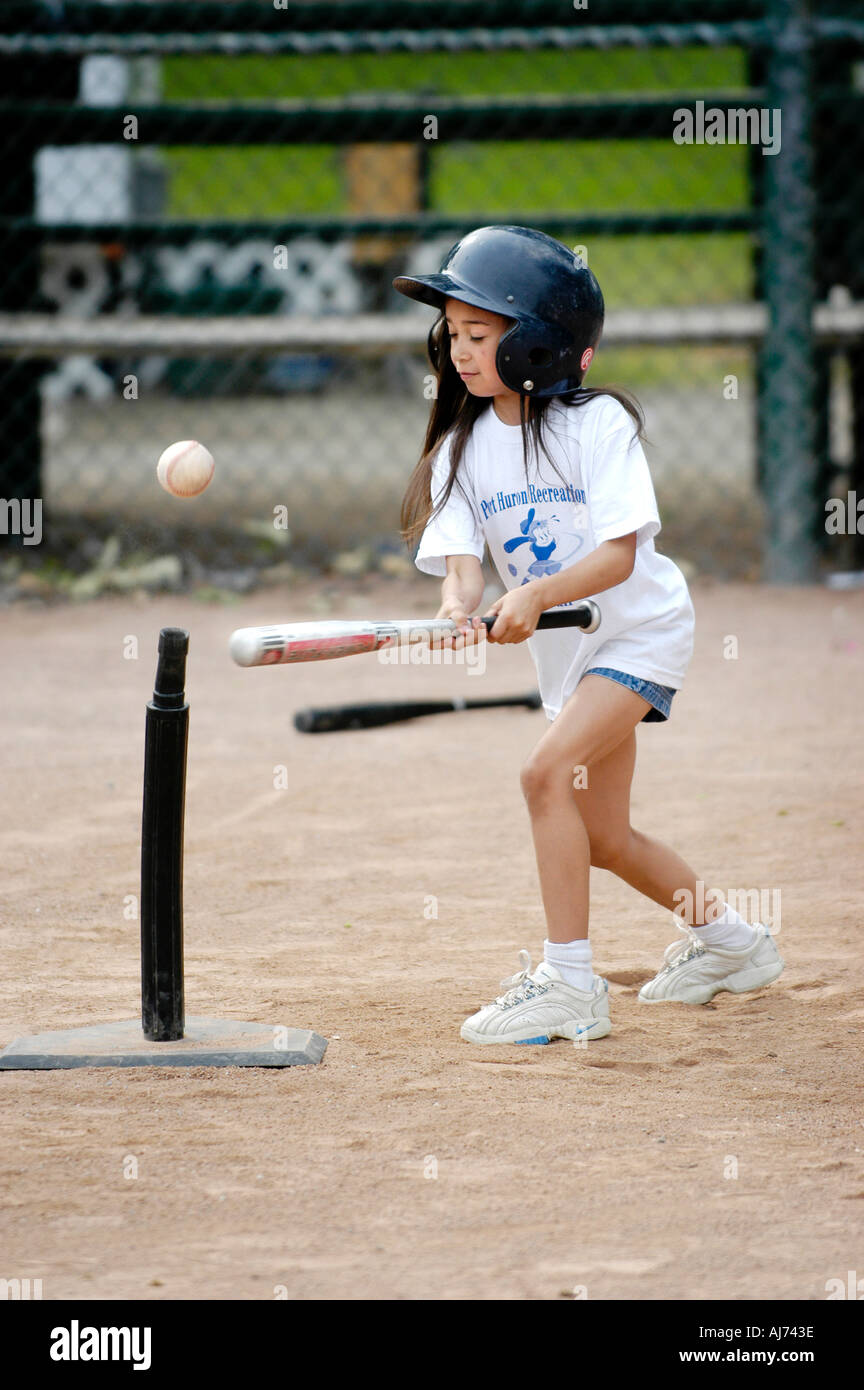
[521,675,706,942]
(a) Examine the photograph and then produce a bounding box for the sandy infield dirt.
[1,575,862,1301]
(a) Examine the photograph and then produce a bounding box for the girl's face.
[445,297,520,407]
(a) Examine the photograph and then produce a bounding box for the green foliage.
[160,47,752,304]
[161,48,746,102]
[431,141,748,217]
[163,146,345,219]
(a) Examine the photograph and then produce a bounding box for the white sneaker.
[638,922,784,1005]
[461,950,612,1045]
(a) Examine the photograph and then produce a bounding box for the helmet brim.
[392,273,514,320]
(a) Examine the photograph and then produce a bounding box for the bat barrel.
[140,627,189,1042]
[229,622,380,666]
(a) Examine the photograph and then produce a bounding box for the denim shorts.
[584,666,677,722]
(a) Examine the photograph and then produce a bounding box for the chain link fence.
[1,0,862,599]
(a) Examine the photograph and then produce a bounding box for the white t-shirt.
[415,395,695,720]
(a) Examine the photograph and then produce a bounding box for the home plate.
[0,1017,328,1069]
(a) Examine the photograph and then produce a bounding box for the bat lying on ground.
[294,692,543,733]
[229,600,600,668]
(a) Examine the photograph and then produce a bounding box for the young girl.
[393,225,783,1045]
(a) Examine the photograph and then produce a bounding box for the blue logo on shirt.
[503,507,584,583]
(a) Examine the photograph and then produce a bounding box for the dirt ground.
[1,575,863,1302]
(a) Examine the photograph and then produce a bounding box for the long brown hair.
[401,313,645,547]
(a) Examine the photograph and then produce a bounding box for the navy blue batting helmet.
[393,225,604,397]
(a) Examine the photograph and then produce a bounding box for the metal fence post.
[0,54,66,542]
[760,0,818,583]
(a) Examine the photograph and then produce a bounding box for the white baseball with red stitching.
[156,440,215,497]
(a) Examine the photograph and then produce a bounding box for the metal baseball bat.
[229,600,601,668]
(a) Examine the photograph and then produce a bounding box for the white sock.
[692,904,758,951]
[543,938,594,991]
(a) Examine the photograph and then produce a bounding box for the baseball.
[156,440,215,498]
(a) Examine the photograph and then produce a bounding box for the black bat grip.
[482,600,600,634]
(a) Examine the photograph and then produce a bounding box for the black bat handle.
[481,599,600,635]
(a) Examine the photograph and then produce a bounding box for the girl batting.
[393,225,783,1045]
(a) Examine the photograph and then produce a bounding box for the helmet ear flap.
[493,320,522,393]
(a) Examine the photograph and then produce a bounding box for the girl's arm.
[486,533,637,643]
[536,532,637,610]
